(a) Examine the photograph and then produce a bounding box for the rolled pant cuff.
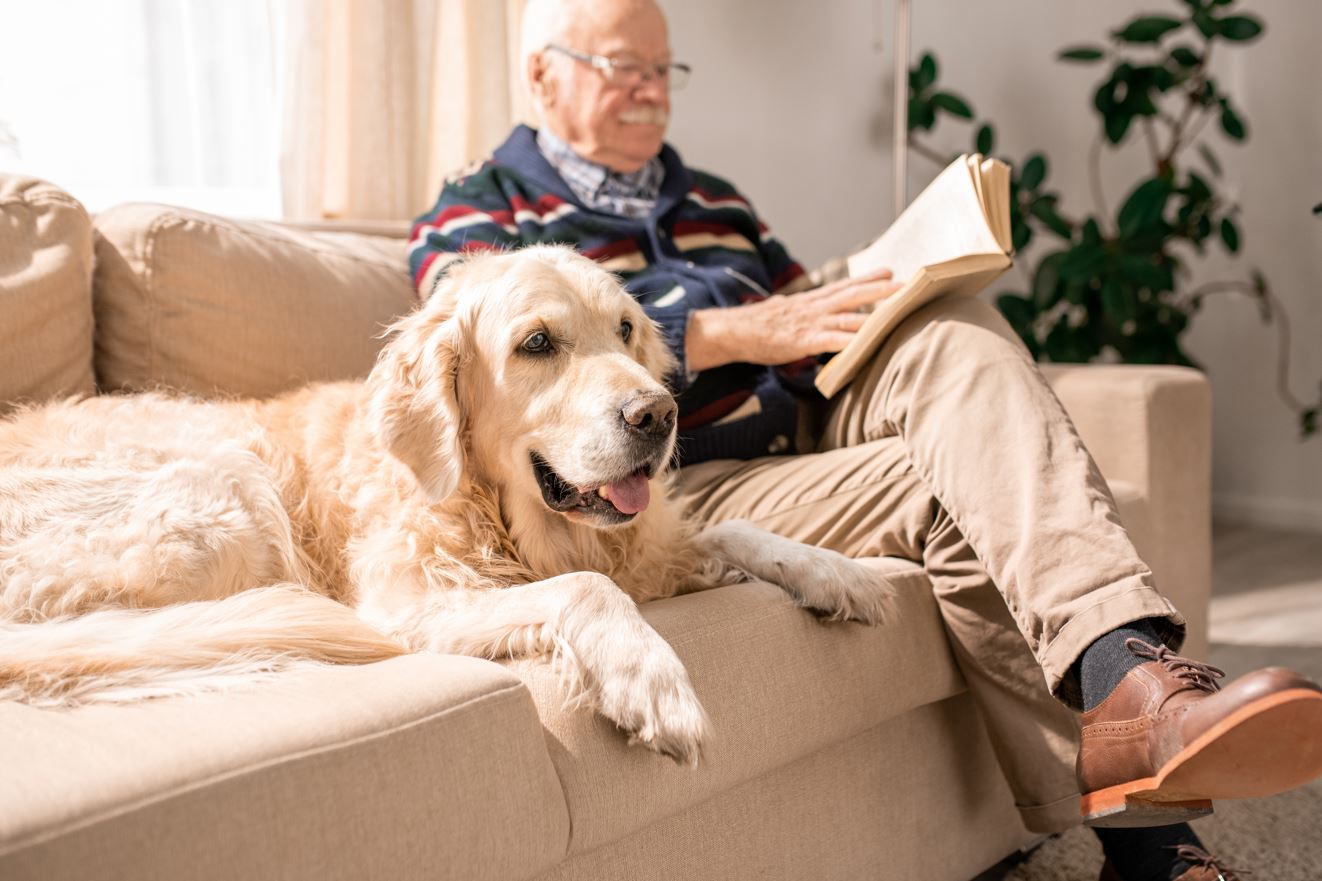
[1017,791,1082,835]
[1038,577,1186,710]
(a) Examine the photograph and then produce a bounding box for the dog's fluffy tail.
[0,585,407,707]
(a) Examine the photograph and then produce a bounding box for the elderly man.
[409,1,1321,878]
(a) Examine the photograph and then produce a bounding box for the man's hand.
[685,270,902,372]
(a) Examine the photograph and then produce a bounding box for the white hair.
[519,0,666,116]
[520,0,572,80]
[519,0,571,118]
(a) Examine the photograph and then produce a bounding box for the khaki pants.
[676,295,1185,834]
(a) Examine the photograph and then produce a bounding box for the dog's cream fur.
[0,245,889,762]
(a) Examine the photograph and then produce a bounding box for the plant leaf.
[1119,254,1173,291]
[1059,46,1106,62]
[1058,243,1108,281]
[1045,316,1100,363]
[1220,104,1247,140]
[1192,9,1219,38]
[997,293,1037,330]
[913,53,937,91]
[1169,45,1201,67]
[1185,170,1212,203]
[908,97,936,131]
[1032,253,1065,308]
[1020,154,1047,191]
[976,123,994,155]
[1220,217,1240,253]
[1218,15,1263,41]
[1118,178,1173,236]
[1113,15,1183,43]
[1030,197,1074,238]
[1198,143,1222,176]
[931,92,974,119]
[1012,221,1033,251]
[1101,278,1138,326]
[1105,111,1133,144]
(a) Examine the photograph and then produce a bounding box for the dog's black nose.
[620,391,677,437]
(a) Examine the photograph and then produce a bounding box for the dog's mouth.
[530,452,658,526]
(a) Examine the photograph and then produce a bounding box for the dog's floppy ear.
[367,306,466,503]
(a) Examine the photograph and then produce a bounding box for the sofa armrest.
[0,655,569,881]
[1040,364,1212,657]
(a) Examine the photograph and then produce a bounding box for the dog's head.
[367,245,678,529]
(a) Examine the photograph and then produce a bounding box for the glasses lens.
[668,64,690,90]
[604,58,645,86]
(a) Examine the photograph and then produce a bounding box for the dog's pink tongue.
[603,473,650,515]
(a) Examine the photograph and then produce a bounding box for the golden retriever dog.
[0,245,889,762]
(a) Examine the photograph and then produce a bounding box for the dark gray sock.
[1075,618,1166,713]
[1093,823,1203,881]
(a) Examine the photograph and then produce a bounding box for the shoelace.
[1170,843,1250,880]
[1126,638,1225,694]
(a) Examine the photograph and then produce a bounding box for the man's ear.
[366,308,466,503]
[528,50,556,108]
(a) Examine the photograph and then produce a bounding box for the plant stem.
[1089,138,1110,233]
[1180,109,1218,162]
[1183,278,1309,414]
[1141,118,1161,165]
[906,136,951,167]
[1161,46,1212,169]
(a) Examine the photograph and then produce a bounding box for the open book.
[813,154,1014,398]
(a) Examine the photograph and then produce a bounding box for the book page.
[846,155,1005,282]
[981,157,1012,252]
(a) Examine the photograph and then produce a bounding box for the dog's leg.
[360,572,709,764]
[691,520,895,625]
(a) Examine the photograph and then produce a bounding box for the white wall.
[665,0,1322,532]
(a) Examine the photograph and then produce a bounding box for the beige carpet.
[1001,777,1322,880]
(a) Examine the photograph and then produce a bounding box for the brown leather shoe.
[1099,845,1247,881]
[1079,638,1322,827]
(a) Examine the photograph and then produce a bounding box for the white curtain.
[280,0,532,221]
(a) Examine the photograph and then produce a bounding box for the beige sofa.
[0,175,1212,881]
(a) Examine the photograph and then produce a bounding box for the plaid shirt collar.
[536,127,664,219]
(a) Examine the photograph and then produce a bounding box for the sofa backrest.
[92,203,418,399]
[0,175,97,412]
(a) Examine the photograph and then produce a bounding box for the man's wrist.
[685,308,736,373]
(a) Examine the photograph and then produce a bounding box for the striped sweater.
[409,124,815,465]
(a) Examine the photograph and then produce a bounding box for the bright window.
[0,0,285,217]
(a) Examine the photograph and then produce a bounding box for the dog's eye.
[620,320,633,343]
[522,331,553,354]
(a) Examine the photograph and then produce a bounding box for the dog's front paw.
[695,520,892,626]
[797,553,894,625]
[596,653,710,765]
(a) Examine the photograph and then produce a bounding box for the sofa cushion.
[0,175,96,410]
[92,204,417,399]
[509,557,964,855]
[0,655,570,881]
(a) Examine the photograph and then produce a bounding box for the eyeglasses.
[546,44,691,90]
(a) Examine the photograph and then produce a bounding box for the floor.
[1208,522,1322,650]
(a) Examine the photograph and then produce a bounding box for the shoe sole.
[1082,687,1322,827]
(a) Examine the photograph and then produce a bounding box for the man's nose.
[632,73,668,101]
[620,390,677,438]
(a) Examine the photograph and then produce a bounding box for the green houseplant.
[906,0,1319,437]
